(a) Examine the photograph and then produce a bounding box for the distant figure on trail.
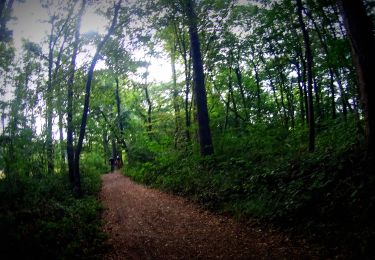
[116,155,122,169]
[109,157,115,172]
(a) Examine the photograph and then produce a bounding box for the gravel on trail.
[100,171,318,259]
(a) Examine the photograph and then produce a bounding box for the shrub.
[0,167,107,259]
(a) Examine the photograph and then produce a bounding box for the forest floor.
[100,171,320,259]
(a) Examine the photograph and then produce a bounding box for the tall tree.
[73,0,121,194]
[296,0,315,152]
[45,8,72,174]
[67,0,86,185]
[337,0,375,153]
[184,0,214,156]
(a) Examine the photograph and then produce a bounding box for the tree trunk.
[297,0,315,152]
[115,77,125,161]
[277,68,289,128]
[99,109,128,154]
[74,0,121,195]
[185,0,214,156]
[173,21,191,145]
[58,109,65,172]
[54,37,67,173]
[111,137,117,162]
[227,63,239,127]
[234,66,249,121]
[249,47,261,120]
[171,46,180,148]
[337,0,375,153]
[288,80,295,129]
[294,59,306,123]
[67,0,86,185]
[46,17,55,174]
[102,130,110,164]
[328,69,337,119]
[144,73,152,138]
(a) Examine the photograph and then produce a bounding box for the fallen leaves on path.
[100,172,318,259]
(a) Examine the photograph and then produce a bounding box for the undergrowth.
[0,164,107,259]
[125,118,375,258]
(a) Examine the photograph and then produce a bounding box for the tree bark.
[143,70,152,138]
[67,0,86,185]
[249,46,261,120]
[115,77,128,162]
[234,66,249,121]
[294,59,306,123]
[174,21,192,144]
[297,0,315,152]
[45,6,72,175]
[337,0,375,153]
[171,44,180,148]
[74,0,121,195]
[102,130,110,164]
[46,16,56,174]
[54,37,67,173]
[185,0,214,156]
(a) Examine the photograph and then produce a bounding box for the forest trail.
[100,172,318,259]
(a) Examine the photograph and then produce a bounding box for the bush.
[124,117,374,258]
[0,168,107,259]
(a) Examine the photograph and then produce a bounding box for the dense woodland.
[1,0,375,258]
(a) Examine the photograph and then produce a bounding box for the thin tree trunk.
[298,50,309,124]
[288,80,295,129]
[234,66,249,121]
[45,6,72,175]
[74,0,121,195]
[67,0,86,185]
[99,109,128,154]
[313,78,322,121]
[58,109,65,170]
[227,64,239,127]
[294,59,306,123]
[328,69,337,119]
[102,130,110,164]
[46,17,56,174]
[297,0,315,152]
[171,46,180,148]
[259,51,281,120]
[224,93,230,131]
[54,37,67,173]
[249,47,261,120]
[335,75,348,118]
[271,59,290,127]
[144,72,152,138]
[173,21,192,145]
[115,77,126,163]
[111,137,117,163]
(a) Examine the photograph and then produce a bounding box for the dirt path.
[100,172,318,259]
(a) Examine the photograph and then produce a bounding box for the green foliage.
[0,170,107,259]
[125,117,374,257]
[81,151,110,177]
[2,0,374,258]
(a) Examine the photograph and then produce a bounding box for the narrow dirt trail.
[100,172,318,259]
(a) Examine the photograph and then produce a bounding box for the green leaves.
[0,171,106,259]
